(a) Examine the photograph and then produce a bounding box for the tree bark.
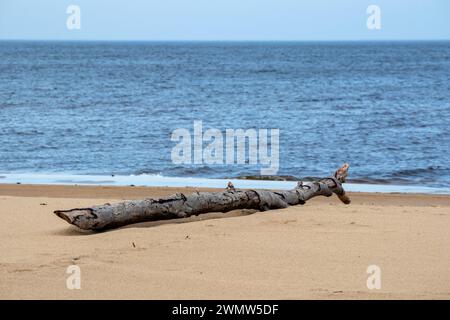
[54,164,351,231]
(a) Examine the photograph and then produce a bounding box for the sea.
[0,40,449,193]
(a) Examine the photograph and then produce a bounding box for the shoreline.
[1,183,450,205]
[1,184,450,299]
[1,173,449,194]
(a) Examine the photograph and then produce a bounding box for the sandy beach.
[0,184,449,300]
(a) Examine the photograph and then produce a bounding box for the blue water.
[0,41,449,189]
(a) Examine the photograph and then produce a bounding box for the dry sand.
[0,184,449,299]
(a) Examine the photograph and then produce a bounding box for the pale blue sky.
[0,0,449,40]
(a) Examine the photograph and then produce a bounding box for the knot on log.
[324,176,351,204]
[294,190,306,205]
[326,176,344,195]
[226,181,236,192]
[253,190,289,211]
[176,211,188,218]
[317,182,333,197]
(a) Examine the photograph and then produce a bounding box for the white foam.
[0,172,449,194]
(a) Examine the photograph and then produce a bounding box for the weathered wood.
[54,164,351,231]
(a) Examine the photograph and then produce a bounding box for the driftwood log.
[54,164,351,231]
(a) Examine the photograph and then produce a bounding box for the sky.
[0,0,449,41]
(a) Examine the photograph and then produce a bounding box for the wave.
[0,172,449,194]
[133,168,162,175]
[1,164,449,191]
[251,68,289,75]
[294,97,345,103]
[390,166,448,178]
[231,175,300,181]
[231,166,450,188]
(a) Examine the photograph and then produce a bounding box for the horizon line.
[1,38,449,43]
